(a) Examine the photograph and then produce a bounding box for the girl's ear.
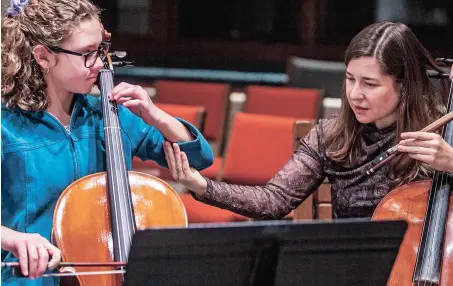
[32,45,55,69]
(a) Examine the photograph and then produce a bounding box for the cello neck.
[412,68,453,284]
[98,69,136,263]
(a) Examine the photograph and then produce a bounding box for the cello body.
[50,32,188,285]
[52,171,187,285]
[373,181,453,286]
[373,60,453,286]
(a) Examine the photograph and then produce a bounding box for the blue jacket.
[1,94,214,285]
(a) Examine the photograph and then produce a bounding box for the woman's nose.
[348,82,364,101]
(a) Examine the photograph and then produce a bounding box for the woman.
[1,0,213,284]
[165,21,452,220]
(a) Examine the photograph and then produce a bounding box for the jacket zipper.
[45,103,80,179]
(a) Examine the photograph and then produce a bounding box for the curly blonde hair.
[1,0,100,111]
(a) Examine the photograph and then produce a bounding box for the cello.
[49,29,188,285]
[372,59,453,285]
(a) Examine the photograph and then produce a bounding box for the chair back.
[287,56,345,99]
[155,80,230,155]
[292,120,332,220]
[221,112,297,185]
[245,85,323,120]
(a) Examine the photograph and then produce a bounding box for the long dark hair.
[326,21,447,187]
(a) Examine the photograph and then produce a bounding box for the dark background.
[93,0,453,72]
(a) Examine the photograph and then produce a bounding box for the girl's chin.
[79,84,97,95]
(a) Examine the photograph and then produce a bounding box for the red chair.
[155,80,230,155]
[132,103,206,180]
[244,85,323,120]
[179,193,247,223]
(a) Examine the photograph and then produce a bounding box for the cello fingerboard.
[413,78,453,284]
[99,69,137,264]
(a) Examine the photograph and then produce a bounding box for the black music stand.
[124,219,406,286]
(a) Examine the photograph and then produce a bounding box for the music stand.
[124,219,406,286]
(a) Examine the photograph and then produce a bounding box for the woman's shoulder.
[314,115,339,137]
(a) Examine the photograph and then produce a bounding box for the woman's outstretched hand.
[163,141,208,196]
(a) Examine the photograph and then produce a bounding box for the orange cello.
[372,60,453,285]
[51,29,187,285]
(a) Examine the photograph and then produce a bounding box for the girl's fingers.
[27,243,38,279]
[111,86,137,101]
[110,82,133,97]
[36,245,49,277]
[17,243,29,277]
[122,99,142,108]
[46,244,61,270]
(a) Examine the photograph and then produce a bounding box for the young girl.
[165,21,453,219]
[1,0,213,284]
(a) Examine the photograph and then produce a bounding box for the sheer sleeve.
[192,123,327,219]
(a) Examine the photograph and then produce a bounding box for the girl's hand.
[110,82,161,125]
[1,228,61,279]
[163,141,208,195]
[398,131,453,173]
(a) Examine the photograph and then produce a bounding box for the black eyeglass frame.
[47,42,108,68]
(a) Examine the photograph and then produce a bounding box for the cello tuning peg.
[110,51,127,59]
[112,61,134,67]
[435,58,453,64]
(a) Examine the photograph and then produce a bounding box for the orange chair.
[132,103,206,180]
[154,80,230,155]
[244,85,323,120]
[179,193,247,223]
[202,112,303,183]
[155,103,206,128]
[200,112,304,220]
[292,120,332,220]
[220,113,298,185]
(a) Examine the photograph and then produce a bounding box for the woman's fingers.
[164,141,177,178]
[400,132,437,141]
[173,143,183,179]
[397,145,433,155]
[181,151,191,176]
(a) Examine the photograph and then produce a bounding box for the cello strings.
[415,79,453,286]
[102,70,136,263]
[101,71,127,263]
[108,79,135,259]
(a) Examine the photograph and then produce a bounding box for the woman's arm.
[164,125,326,219]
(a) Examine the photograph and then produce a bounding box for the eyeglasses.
[47,43,108,68]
